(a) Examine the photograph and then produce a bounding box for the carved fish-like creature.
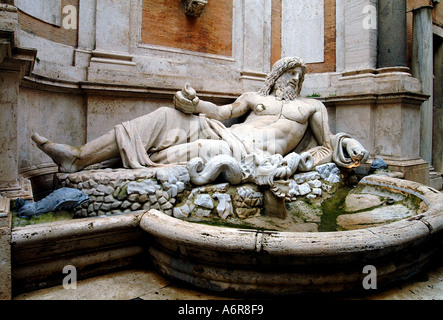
[16,187,90,218]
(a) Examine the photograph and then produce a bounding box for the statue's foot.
[31,133,83,173]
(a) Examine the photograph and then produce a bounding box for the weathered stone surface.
[234,186,263,208]
[157,197,167,206]
[96,184,114,195]
[127,194,139,202]
[311,188,322,196]
[173,207,188,219]
[160,202,173,211]
[205,183,229,193]
[139,174,443,296]
[194,194,214,210]
[337,204,415,230]
[298,183,312,196]
[121,201,132,209]
[111,201,122,209]
[93,202,102,211]
[57,160,343,221]
[104,195,115,203]
[101,203,112,211]
[308,179,322,189]
[236,207,260,219]
[345,193,384,212]
[213,193,233,219]
[57,166,190,217]
[127,179,160,195]
[112,186,121,198]
[194,208,212,218]
[138,194,149,203]
[293,172,321,184]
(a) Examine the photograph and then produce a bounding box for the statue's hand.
[173,83,200,114]
[345,139,369,165]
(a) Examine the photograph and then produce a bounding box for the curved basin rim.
[359,176,430,206]
[140,176,443,256]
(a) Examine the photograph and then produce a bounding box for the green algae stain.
[11,210,76,228]
[318,187,351,232]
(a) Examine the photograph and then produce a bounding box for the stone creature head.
[258,57,307,100]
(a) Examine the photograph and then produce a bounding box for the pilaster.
[89,0,135,71]
[239,0,272,91]
[74,0,97,68]
[411,6,434,166]
[342,0,378,72]
[0,2,36,301]
[0,7,36,197]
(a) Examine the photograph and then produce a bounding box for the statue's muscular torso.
[228,92,323,156]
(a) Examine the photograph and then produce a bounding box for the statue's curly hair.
[258,57,307,97]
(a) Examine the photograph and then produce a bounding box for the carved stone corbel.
[183,0,208,17]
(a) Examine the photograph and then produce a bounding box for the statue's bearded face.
[273,67,303,101]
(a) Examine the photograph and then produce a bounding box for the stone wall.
[56,167,190,217]
[141,0,233,56]
[85,96,172,141]
[56,163,342,220]
[17,88,86,169]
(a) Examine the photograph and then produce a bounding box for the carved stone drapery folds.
[183,0,208,17]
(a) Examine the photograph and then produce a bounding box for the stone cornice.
[320,91,430,106]
[21,74,238,105]
[22,68,430,109]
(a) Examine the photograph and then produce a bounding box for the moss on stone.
[11,208,75,228]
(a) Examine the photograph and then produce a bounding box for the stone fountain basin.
[140,175,443,295]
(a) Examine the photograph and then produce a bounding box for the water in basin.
[183,183,426,232]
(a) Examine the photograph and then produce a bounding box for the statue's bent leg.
[32,107,219,172]
[115,107,213,167]
[150,139,232,164]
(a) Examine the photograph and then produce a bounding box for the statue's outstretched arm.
[174,84,251,121]
[195,96,250,121]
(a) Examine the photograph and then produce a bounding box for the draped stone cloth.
[113,107,355,170]
[114,108,264,169]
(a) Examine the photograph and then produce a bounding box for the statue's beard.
[274,83,298,102]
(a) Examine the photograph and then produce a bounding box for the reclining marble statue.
[31,57,369,190]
